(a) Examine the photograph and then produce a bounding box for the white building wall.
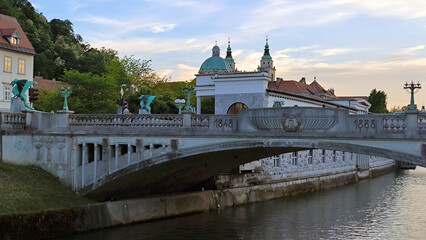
[0,49,34,111]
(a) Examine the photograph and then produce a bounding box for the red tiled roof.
[1,28,17,36]
[268,79,336,99]
[33,76,68,92]
[0,14,35,55]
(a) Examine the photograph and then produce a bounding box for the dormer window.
[10,36,18,45]
[2,28,21,46]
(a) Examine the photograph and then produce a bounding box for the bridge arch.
[83,138,424,201]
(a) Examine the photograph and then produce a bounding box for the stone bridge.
[0,107,425,200]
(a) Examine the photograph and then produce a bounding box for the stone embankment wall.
[217,150,396,190]
[0,160,395,240]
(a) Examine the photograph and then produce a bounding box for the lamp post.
[182,87,195,112]
[60,87,72,111]
[174,99,186,114]
[404,81,421,111]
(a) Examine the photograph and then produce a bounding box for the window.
[11,37,18,45]
[308,150,313,164]
[322,149,326,163]
[291,152,298,166]
[4,56,11,72]
[4,85,11,101]
[272,155,280,167]
[18,59,25,74]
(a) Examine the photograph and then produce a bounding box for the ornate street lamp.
[404,81,421,111]
[60,87,72,111]
[174,99,186,114]
[182,87,195,112]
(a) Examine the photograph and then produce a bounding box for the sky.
[31,0,426,108]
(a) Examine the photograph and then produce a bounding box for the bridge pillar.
[114,143,119,171]
[406,112,419,135]
[94,143,98,184]
[81,143,87,187]
[136,139,144,162]
[102,138,111,173]
[183,112,191,128]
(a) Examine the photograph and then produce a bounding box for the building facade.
[0,14,35,111]
[195,39,394,189]
[195,39,370,115]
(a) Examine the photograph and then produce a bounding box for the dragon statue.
[138,95,156,114]
[11,79,35,110]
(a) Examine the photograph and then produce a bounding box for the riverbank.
[0,161,396,240]
[0,161,93,240]
[0,162,93,215]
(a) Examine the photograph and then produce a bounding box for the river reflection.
[58,168,426,240]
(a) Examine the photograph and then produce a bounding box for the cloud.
[150,23,177,33]
[92,38,209,54]
[174,1,197,7]
[240,1,355,34]
[232,50,244,58]
[276,46,319,54]
[240,0,426,36]
[334,0,426,19]
[78,15,177,34]
[175,64,199,81]
[157,68,173,78]
[401,45,425,54]
[316,48,352,56]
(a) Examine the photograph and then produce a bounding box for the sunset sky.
[32,0,426,108]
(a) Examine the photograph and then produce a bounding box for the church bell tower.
[258,37,276,81]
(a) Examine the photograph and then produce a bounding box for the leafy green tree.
[33,88,63,113]
[61,70,119,114]
[368,89,389,113]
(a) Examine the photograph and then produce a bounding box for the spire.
[258,35,275,80]
[226,38,233,60]
[225,38,235,71]
[263,36,271,59]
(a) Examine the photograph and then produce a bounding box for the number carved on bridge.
[215,118,232,128]
[354,119,376,129]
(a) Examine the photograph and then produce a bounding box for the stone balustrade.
[69,114,184,127]
[1,108,424,138]
[0,112,26,129]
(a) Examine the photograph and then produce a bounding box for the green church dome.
[199,55,232,73]
[199,44,232,73]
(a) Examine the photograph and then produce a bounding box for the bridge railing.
[69,114,184,128]
[239,108,425,138]
[0,112,26,129]
[2,108,424,137]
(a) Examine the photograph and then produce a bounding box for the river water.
[58,168,426,240]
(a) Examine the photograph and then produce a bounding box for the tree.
[61,70,119,114]
[368,89,388,113]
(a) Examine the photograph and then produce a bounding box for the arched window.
[227,102,248,114]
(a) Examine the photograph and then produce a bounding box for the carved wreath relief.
[33,136,67,162]
[281,115,302,132]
